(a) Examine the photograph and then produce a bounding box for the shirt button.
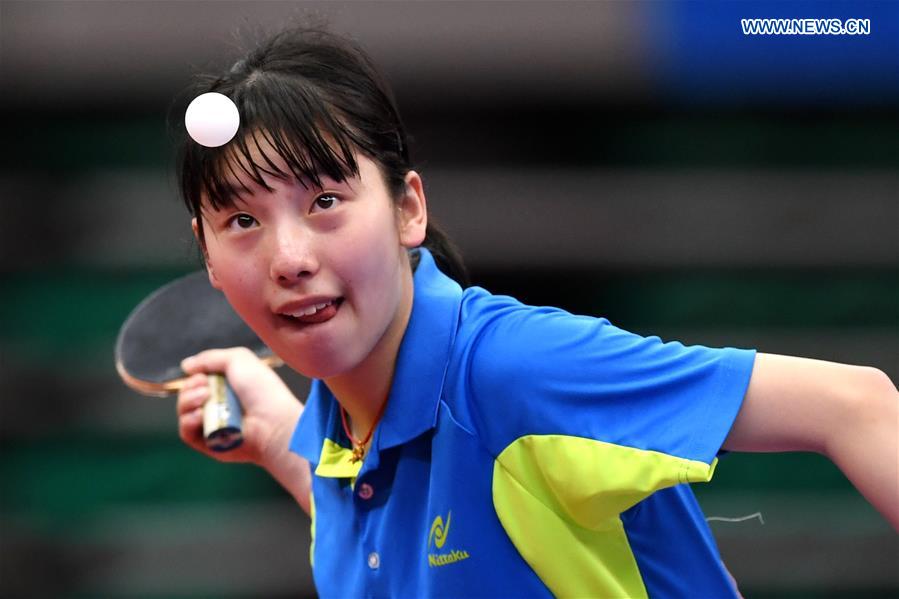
[367,552,380,569]
[358,483,374,500]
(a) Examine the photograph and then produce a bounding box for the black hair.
[171,26,468,287]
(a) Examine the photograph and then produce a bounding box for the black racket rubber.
[115,271,273,396]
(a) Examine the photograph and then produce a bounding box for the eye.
[312,193,341,212]
[227,213,258,230]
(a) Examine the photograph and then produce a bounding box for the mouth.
[277,297,344,326]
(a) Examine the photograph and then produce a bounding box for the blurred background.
[1,1,897,597]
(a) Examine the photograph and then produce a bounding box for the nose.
[269,224,319,284]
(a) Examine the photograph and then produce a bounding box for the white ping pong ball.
[185,92,240,147]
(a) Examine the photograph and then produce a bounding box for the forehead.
[209,131,334,197]
[223,131,320,187]
[215,131,384,201]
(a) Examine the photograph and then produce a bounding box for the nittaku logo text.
[427,511,471,567]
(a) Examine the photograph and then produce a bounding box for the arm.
[178,348,312,515]
[722,352,899,530]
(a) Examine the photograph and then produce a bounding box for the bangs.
[189,72,362,212]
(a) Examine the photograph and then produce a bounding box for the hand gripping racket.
[115,271,281,451]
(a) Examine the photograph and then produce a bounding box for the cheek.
[219,274,262,321]
[207,250,266,317]
[340,227,403,316]
[340,210,396,275]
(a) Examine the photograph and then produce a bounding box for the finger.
[177,383,210,415]
[181,372,208,390]
[181,346,255,375]
[178,406,250,464]
[181,406,204,429]
[182,347,285,403]
[178,406,207,450]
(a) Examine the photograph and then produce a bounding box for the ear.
[192,217,222,290]
[397,170,428,248]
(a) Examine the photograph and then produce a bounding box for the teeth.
[285,299,333,318]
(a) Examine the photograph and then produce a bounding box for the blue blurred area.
[647,0,899,106]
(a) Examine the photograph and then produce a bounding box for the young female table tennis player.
[173,27,898,598]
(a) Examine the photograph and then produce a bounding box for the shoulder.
[446,287,624,437]
[454,286,642,390]
[445,286,756,460]
[459,285,604,349]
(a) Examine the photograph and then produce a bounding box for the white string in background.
[706,512,765,525]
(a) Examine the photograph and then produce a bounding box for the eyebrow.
[220,170,346,198]
[216,180,252,204]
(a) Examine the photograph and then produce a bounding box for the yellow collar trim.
[314,438,363,480]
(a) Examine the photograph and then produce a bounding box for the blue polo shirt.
[290,248,757,598]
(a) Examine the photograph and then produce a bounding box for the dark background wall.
[1,1,897,597]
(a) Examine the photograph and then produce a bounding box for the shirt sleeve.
[461,294,757,469]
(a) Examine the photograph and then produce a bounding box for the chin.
[285,353,353,381]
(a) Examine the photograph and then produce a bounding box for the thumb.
[181,347,289,405]
[181,347,254,375]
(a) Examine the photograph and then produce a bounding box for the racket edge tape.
[115,353,284,397]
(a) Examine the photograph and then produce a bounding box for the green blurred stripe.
[0,435,853,526]
[477,268,899,329]
[1,269,193,363]
[695,451,855,494]
[3,116,172,172]
[0,435,282,534]
[3,113,897,171]
[2,268,896,362]
[69,594,308,599]
[584,114,899,168]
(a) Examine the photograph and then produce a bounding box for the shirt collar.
[289,247,463,468]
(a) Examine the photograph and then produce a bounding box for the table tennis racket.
[115,271,281,451]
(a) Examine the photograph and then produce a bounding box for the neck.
[324,265,415,441]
